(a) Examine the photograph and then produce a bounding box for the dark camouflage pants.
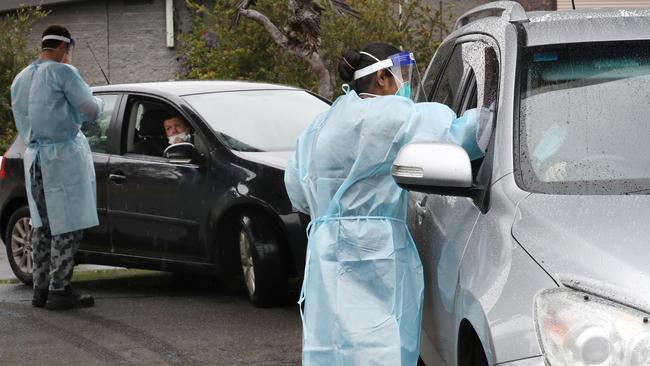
[30,155,83,291]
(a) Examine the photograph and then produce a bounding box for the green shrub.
[0,6,47,154]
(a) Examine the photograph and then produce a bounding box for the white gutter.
[165,0,174,48]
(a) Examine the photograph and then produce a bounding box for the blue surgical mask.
[396,82,412,99]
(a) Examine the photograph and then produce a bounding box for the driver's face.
[164,117,189,137]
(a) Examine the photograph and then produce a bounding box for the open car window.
[122,97,204,159]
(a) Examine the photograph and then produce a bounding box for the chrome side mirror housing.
[164,142,199,164]
[392,142,478,197]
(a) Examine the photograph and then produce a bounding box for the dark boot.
[32,288,48,308]
[45,287,94,310]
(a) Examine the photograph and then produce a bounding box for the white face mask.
[168,132,190,145]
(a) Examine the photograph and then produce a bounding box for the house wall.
[29,0,191,86]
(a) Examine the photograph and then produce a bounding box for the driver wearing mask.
[163,115,192,145]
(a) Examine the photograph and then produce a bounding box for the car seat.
[130,109,169,156]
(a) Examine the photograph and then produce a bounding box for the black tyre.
[238,213,289,307]
[4,206,33,285]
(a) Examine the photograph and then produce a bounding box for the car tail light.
[0,151,6,180]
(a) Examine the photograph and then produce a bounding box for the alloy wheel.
[10,217,32,275]
[239,229,256,296]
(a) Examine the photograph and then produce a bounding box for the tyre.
[4,206,33,285]
[238,213,289,307]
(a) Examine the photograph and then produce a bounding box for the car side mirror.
[164,142,200,164]
[391,142,481,198]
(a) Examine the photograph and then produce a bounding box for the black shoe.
[45,287,94,310]
[32,288,48,308]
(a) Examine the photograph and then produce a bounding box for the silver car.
[393,2,650,365]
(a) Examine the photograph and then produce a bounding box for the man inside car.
[164,115,192,145]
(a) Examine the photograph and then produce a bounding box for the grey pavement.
[0,272,302,365]
[0,237,303,365]
[0,238,121,281]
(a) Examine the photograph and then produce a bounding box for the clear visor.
[64,44,74,64]
[354,51,423,100]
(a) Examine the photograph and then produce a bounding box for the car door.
[79,93,121,253]
[410,36,500,364]
[107,94,210,263]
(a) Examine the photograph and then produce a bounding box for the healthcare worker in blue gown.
[11,25,103,310]
[284,42,486,365]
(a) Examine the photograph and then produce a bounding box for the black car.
[0,81,329,307]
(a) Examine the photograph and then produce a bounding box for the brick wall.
[30,0,191,86]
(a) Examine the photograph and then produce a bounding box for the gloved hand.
[475,101,495,153]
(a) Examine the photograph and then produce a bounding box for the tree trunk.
[238,8,334,99]
[302,51,332,99]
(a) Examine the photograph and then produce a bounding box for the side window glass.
[418,40,454,103]
[82,94,118,153]
[457,42,500,180]
[463,42,499,113]
[460,72,478,114]
[431,45,467,108]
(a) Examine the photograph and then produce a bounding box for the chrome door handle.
[415,196,428,217]
[109,173,126,184]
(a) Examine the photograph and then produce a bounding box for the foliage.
[179,1,315,90]
[0,6,47,154]
[178,0,454,98]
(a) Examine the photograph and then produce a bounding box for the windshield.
[518,41,650,195]
[183,90,329,152]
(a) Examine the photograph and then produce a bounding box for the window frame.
[427,35,501,212]
[112,93,209,167]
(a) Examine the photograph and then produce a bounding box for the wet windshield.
[518,41,650,195]
[183,90,329,152]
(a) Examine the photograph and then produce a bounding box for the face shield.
[353,51,422,100]
[42,35,75,64]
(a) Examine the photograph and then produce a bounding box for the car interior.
[125,100,193,157]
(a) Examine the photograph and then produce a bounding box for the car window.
[431,44,467,109]
[82,94,119,154]
[418,40,454,103]
[433,41,499,115]
[455,41,499,180]
[123,97,205,159]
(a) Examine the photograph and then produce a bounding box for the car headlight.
[534,288,650,365]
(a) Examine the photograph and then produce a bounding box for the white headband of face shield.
[353,52,394,80]
[42,35,72,44]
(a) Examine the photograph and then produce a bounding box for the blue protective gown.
[11,60,104,235]
[284,91,483,366]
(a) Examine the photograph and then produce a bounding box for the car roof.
[92,80,302,97]
[523,8,650,46]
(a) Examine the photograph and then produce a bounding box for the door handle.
[415,196,428,217]
[109,173,126,184]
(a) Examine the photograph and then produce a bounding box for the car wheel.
[4,206,33,285]
[238,213,288,308]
